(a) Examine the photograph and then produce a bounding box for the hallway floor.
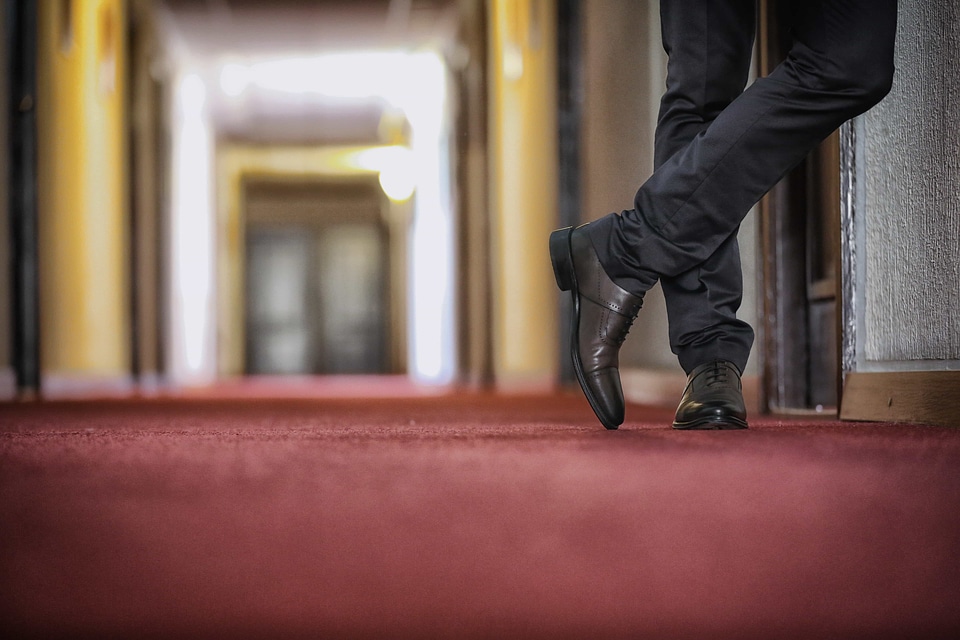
[2,390,959,638]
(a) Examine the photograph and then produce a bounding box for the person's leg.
[555,0,898,429]
[654,0,755,166]
[550,0,755,430]
[654,0,757,377]
[589,0,898,297]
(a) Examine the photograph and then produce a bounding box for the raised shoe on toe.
[549,224,643,430]
[672,360,748,430]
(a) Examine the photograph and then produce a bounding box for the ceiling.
[158,0,459,60]
[154,0,462,145]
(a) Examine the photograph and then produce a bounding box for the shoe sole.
[549,227,620,430]
[672,416,749,430]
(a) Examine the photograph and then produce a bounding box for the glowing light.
[219,63,249,97]
[379,167,415,202]
[503,43,524,80]
[179,74,206,112]
[245,52,447,131]
[169,73,216,384]
[351,146,416,201]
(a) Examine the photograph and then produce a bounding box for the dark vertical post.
[757,0,810,412]
[6,0,40,394]
[126,4,140,381]
[556,0,581,384]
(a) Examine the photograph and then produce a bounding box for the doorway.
[243,179,393,376]
[757,1,842,413]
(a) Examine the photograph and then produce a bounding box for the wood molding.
[841,371,960,427]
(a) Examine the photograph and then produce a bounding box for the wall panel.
[37,0,130,386]
[841,0,960,425]
[860,1,960,364]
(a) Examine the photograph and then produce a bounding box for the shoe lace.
[612,316,635,346]
[703,362,729,388]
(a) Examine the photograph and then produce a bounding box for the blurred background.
[5,1,954,420]
[5,0,735,400]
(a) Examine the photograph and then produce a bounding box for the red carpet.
[2,391,959,638]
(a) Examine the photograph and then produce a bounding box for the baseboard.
[840,370,960,427]
[621,368,686,408]
[495,372,556,395]
[0,367,15,400]
[622,367,760,413]
[41,374,137,399]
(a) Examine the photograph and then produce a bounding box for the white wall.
[846,0,960,372]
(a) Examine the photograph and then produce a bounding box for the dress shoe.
[549,224,643,429]
[672,360,748,430]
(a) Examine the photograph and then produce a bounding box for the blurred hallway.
[3,0,956,420]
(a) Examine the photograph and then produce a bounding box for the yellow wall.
[37,0,130,379]
[489,0,559,386]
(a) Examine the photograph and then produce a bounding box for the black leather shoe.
[672,360,748,430]
[549,224,643,430]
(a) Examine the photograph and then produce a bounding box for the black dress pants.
[589,0,898,375]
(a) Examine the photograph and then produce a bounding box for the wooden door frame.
[757,1,841,414]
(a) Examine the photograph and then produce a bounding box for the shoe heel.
[549,227,574,291]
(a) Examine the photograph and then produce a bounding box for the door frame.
[216,144,410,377]
[756,0,843,414]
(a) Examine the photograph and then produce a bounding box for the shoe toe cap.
[583,367,625,427]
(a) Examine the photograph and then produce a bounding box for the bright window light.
[170,73,216,384]
[219,63,249,97]
[244,51,455,384]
